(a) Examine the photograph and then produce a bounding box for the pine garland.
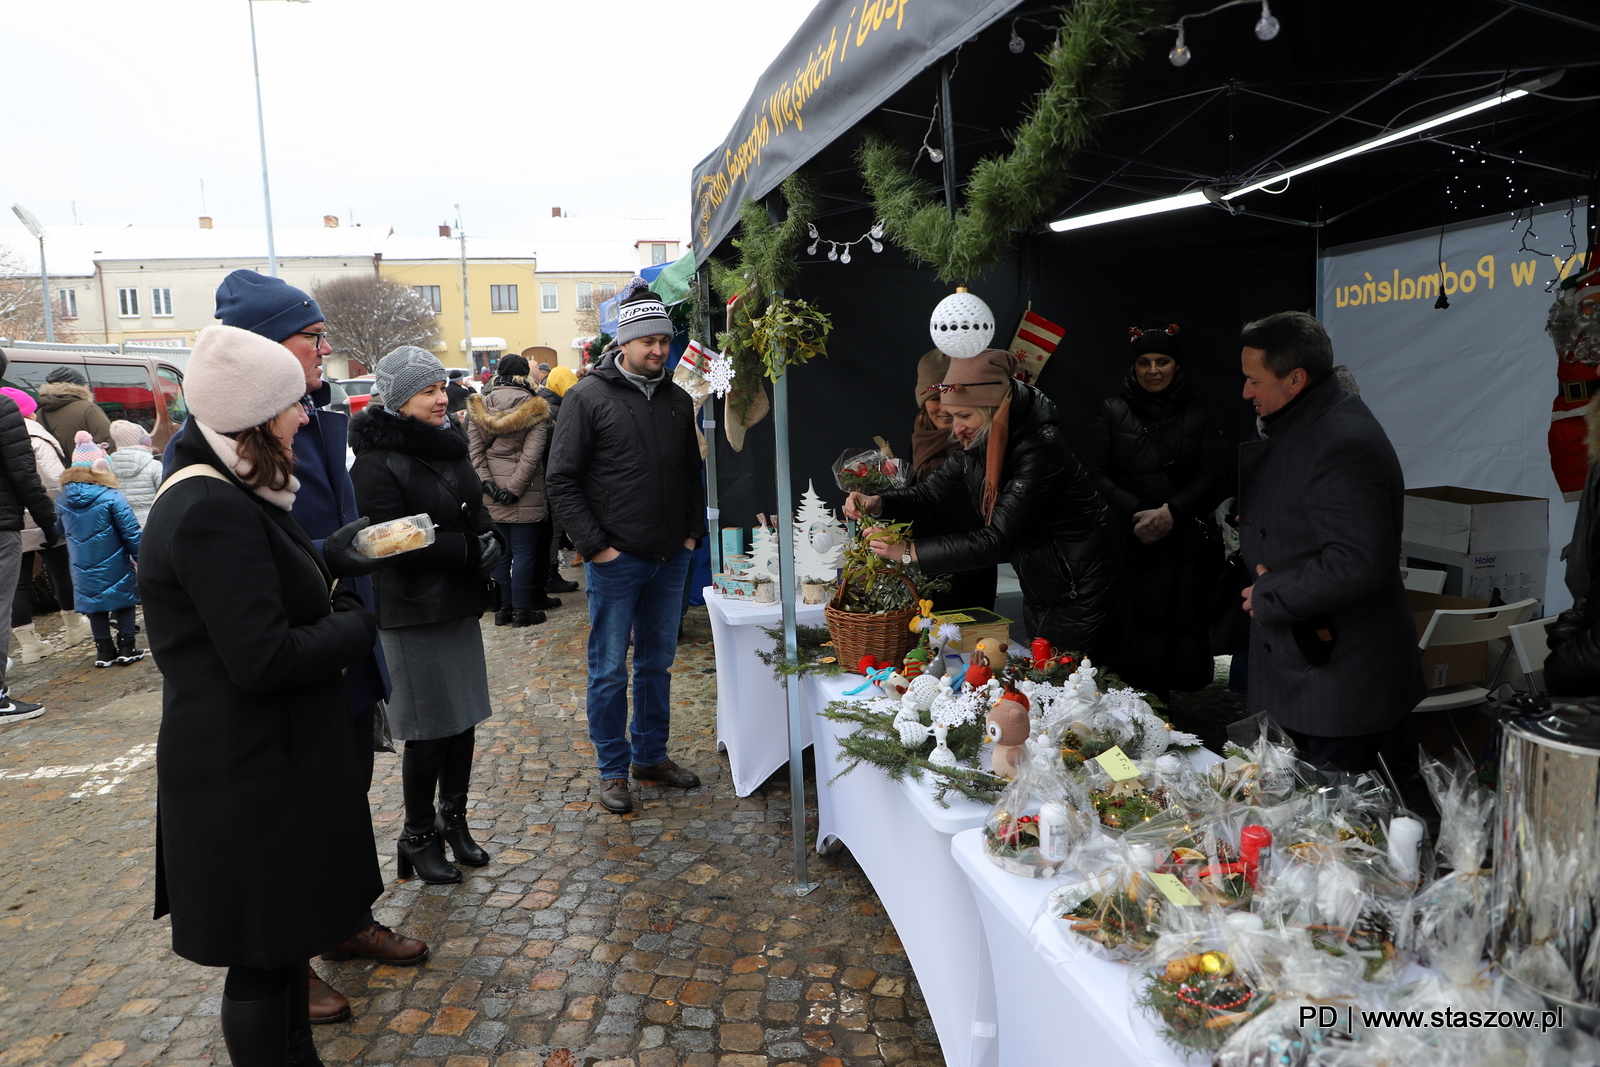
[858,0,1169,284]
[821,700,1006,807]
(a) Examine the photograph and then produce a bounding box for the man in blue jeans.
[547,278,705,814]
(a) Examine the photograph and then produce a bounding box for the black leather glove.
[481,479,502,502]
[494,485,519,506]
[477,529,504,577]
[323,517,387,578]
[36,520,58,548]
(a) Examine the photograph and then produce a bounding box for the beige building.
[1,213,689,375]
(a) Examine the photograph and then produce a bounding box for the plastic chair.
[1400,567,1447,594]
[1414,597,1540,751]
[1507,615,1558,694]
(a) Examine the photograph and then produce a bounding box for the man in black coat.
[547,280,704,814]
[1237,312,1424,772]
[0,356,58,725]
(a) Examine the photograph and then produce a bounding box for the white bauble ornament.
[929,288,995,360]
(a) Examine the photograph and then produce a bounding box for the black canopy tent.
[694,0,1599,528]
[686,0,1598,891]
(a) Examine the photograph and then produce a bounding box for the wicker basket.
[825,568,920,673]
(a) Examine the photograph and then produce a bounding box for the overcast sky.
[11,0,816,241]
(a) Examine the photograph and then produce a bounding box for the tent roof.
[693,0,1600,263]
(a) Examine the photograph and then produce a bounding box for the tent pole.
[773,358,818,896]
[939,59,958,218]
[697,269,723,576]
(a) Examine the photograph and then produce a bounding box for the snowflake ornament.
[705,351,736,398]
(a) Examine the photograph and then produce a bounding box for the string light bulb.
[1254,2,1280,40]
[928,146,945,163]
[1008,20,1026,53]
[1168,27,1191,67]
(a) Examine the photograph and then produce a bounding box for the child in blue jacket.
[58,432,145,667]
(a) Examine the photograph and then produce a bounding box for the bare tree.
[0,242,72,342]
[312,275,441,375]
[573,280,619,337]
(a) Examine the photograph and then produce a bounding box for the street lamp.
[247,0,310,277]
[10,203,53,343]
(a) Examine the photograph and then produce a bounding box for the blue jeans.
[493,521,547,609]
[584,548,692,780]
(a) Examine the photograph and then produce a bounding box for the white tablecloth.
[803,673,999,1067]
[704,589,828,797]
[951,827,1187,1066]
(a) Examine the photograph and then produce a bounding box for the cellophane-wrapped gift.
[982,738,1095,878]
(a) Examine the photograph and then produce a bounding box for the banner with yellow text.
[1321,207,1591,612]
[689,0,1019,260]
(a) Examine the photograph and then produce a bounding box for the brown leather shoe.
[630,759,701,789]
[307,966,350,1025]
[321,922,429,965]
[598,777,635,813]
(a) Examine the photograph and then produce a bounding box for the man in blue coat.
[164,270,426,1022]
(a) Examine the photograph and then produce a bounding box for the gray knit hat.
[614,277,673,345]
[376,345,448,410]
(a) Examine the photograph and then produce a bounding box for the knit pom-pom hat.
[109,419,151,449]
[614,276,673,345]
[72,430,109,468]
[186,324,309,434]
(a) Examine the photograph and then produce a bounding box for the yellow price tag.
[1093,745,1141,782]
[936,612,975,623]
[1149,872,1200,907]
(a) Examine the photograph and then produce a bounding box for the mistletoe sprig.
[748,296,833,378]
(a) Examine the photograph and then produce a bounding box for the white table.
[704,589,828,797]
[951,827,1190,1066]
[803,673,999,1067]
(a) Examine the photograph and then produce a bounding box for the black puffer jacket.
[349,405,501,629]
[0,391,56,536]
[876,383,1125,659]
[1081,369,1227,692]
[546,353,704,561]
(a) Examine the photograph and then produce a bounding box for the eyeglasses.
[293,330,331,349]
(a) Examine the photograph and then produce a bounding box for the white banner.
[1320,207,1591,613]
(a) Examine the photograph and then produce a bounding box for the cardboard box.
[1406,589,1489,690]
[932,607,1012,653]
[1402,486,1549,608]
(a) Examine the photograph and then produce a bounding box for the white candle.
[1387,815,1425,882]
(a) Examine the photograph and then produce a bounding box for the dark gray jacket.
[0,394,56,537]
[546,353,703,561]
[1239,377,1424,737]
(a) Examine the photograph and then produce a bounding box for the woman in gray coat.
[466,354,556,627]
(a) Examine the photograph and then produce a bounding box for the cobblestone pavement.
[0,581,947,1067]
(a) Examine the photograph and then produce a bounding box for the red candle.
[1240,825,1272,871]
[1031,639,1052,669]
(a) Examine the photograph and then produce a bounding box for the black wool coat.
[546,354,704,561]
[142,426,381,968]
[877,383,1125,661]
[1238,377,1425,736]
[1082,369,1227,692]
[349,405,501,629]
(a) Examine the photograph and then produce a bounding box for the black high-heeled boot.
[285,966,325,1067]
[397,741,460,884]
[220,988,289,1066]
[435,728,490,867]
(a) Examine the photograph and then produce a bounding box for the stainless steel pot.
[1490,695,1600,1023]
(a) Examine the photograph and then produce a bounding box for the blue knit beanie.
[214,269,324,342]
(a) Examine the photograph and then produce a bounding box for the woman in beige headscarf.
[851,349,1125,658]
[908,350,996,612]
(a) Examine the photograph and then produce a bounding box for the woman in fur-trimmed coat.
[466,354,556,626]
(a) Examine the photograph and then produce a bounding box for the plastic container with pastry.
[354,513,437,558]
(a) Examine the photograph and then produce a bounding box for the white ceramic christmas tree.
[748,524,781,579]
[793,481,845,582]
